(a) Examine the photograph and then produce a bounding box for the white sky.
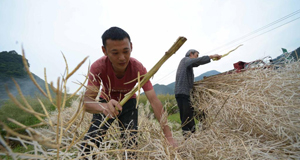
[1,0,300,93]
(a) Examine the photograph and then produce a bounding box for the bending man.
[174,49,221,137]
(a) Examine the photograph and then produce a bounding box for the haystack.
[188,59,300,159]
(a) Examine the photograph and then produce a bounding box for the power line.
[153,9,300,84]
[153,69,176,84]
[204,9,300,55]
[208,15,300,56]
[236,16,300,47]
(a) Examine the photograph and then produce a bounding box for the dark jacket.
[174,56,211,96]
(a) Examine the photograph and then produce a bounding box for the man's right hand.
[209,54,222,60]
[101,99,122,118]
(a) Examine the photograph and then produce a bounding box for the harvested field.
[0,59,299,159]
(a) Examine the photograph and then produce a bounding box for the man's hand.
[209,54,222,60]
[166,135,178,148]
[101,99,122,118]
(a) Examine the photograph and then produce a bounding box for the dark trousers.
[81,98,138,158]
[175,94,195,136]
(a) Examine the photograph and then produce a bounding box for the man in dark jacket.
[174,49,221,137]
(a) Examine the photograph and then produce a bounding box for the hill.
[152,70,221,95]
[0,50,29,79]
[194,70,220,81]
[152,84,175,95]
[0,50,51,103]
[0,74,49,100]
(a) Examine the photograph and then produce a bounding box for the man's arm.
[144,89,177,147]
[186,56,211,68]
[84,85,122,118]
[186,54,222,68]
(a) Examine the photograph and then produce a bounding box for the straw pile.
[189,59,300,159]
[1,56,299,159]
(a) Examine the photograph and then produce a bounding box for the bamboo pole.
[68,37,187,150]
[212,44,243,61]
[99,36,187,128]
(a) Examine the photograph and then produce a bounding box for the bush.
[137,94,178,114]
[0,94,77,135]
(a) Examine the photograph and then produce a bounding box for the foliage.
[0,50,55,101]
[0,50,29,79]
[167,112,180,124]
[0,144,34,159]
[137,94,148,105]
[138,94,178,114]
[0,94,77,135]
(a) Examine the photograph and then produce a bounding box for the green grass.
[0,144,34,159]
[167,112,180,124]
[12,144,34,153]
[138,94,178,114]
[138,93,181,128]
[0,94,77,158]
[0,94,76,135]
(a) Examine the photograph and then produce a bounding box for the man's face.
[190,52,199,59]
[102,38,132,74]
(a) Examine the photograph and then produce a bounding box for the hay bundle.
[189,60,300,159]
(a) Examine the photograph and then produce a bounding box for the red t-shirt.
[88,56,153,101]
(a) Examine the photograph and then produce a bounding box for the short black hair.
[101,27,131,47]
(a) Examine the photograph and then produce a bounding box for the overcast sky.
[1,0,300,93]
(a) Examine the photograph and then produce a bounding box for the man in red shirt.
[81,27,176,158]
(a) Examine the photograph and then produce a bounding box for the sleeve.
[138,62,153,92]
[142,78,153,92]
[186,55,211,68]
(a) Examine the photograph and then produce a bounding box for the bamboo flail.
[121,36,187,106]
[212,44,243,61]
[99,36,187,129]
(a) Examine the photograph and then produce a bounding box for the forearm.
[145,89,176,146]
[83,96,104,114]
[83,87,104,114]
[187,56,211,67]
[150,99,173,137]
